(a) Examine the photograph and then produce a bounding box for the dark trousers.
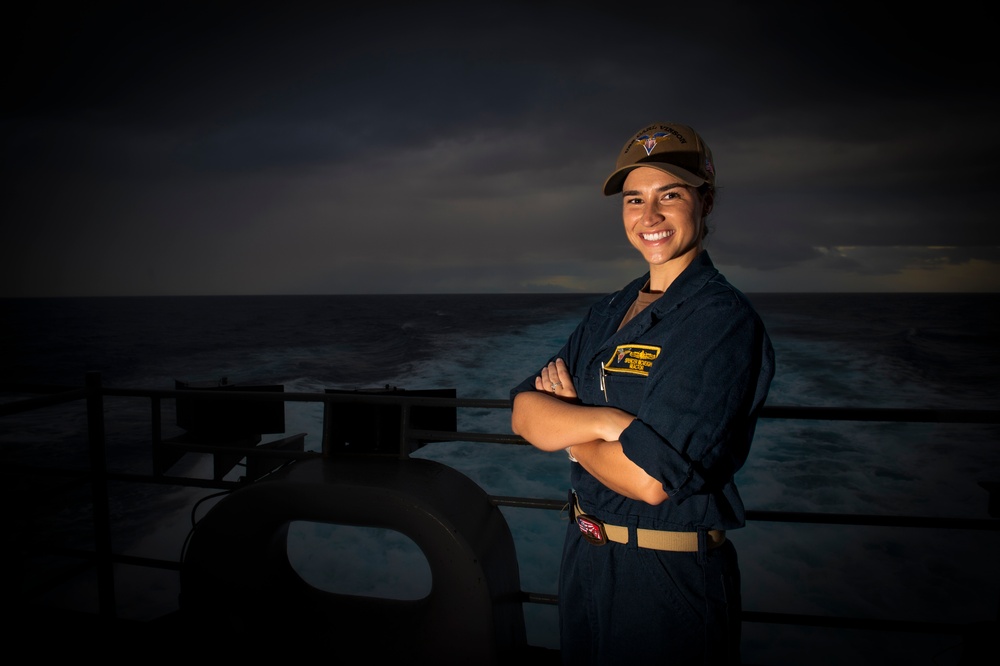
[558,522,742,665]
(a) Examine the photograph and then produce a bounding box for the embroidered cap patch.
[603,344,661,377]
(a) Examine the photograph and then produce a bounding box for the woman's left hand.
[535,358,577,399]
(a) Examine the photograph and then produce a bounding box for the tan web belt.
[572,496,726,552]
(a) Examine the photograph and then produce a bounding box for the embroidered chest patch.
[603,344,661,376]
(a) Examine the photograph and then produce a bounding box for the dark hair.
[697,183,715,241]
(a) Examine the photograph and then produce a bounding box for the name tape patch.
[603,344,661,377]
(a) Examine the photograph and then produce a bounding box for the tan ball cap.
[602,122,715,195]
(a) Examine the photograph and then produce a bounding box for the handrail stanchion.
[399,401,412,459]
[85,371,116,619]
[151,394,162,470]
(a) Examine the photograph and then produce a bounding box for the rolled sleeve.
[619,418,706,502]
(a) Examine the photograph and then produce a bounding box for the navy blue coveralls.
[511,251,775,665]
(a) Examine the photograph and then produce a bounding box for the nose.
[640,203,663,227]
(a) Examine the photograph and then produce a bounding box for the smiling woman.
[510,121,775,665]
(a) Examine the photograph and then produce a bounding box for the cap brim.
[602,164,706,196]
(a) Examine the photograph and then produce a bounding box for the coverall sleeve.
[618,294,767,504]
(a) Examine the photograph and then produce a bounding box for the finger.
[554,358,569,383]
[537,368,556,393]
[553,358,577,397]
[545,362,564,390]
[552,359,571,389]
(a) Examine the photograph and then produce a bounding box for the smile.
[640,230,674,241]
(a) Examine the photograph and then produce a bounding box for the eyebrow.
[621,182,689,197]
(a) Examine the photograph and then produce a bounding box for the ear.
[701,190,714,217]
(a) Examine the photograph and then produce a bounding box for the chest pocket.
[603,344,661,377]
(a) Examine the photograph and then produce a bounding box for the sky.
[2,1,998,297]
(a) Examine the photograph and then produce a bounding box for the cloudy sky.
[3,2,998,297]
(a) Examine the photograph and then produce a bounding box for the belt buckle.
[576,513,607,545]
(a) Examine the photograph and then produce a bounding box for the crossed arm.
[511,358,670,505]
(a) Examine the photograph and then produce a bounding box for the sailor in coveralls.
[511,121,774,665]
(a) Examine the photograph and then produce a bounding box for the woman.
[510,121,775,664]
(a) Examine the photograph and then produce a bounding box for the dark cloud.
[3,2,998,296]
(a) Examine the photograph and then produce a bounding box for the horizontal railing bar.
[759,404,1000,423]
[2,465,91,481]
[524,591,559,606]
[4,467,267,490]
[105,472,246,490]
[111,552,184,571]
[745,509,999,530]
[155,441,320,459]
[742,610,969,635]
[411,429,529,445]
[97,386,511,408]
[21,544,185,572]
[0,388,89,416]
[492,496,567,511]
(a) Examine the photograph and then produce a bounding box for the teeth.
[641,230,672,241]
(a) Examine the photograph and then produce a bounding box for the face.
[620,166,712,285]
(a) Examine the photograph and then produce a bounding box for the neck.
[648,248,701,292]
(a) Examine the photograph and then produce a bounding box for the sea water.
[2,292,998,664]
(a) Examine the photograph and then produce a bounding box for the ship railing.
[1,372,998,652]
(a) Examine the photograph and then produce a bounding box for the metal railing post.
[85,371,116,619]
[398,401,412,459]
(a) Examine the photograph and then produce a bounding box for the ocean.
[2,292,999,664]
